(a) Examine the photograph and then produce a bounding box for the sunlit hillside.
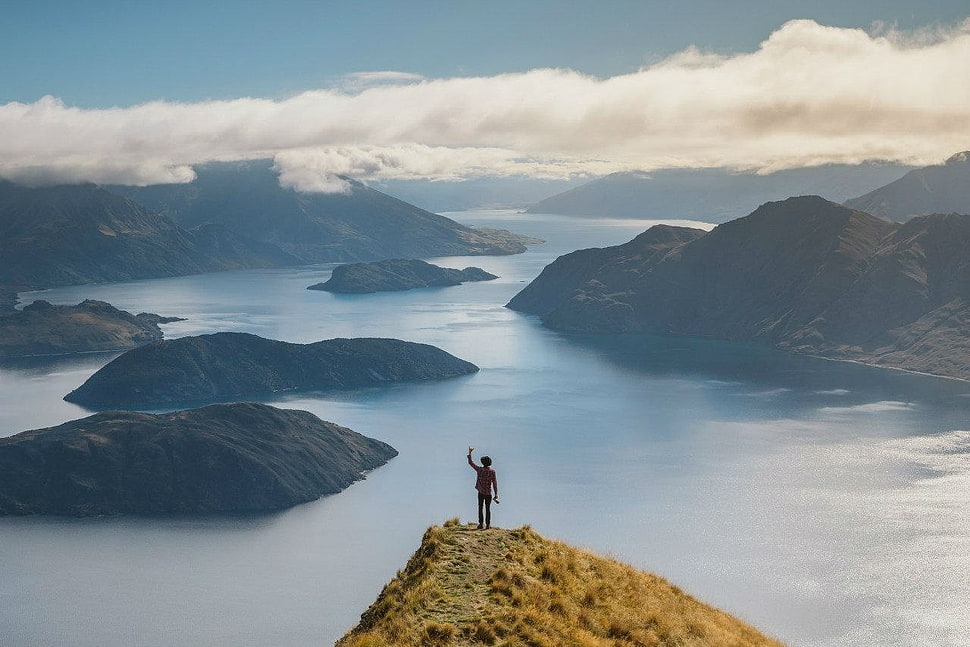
[337,520,783,647]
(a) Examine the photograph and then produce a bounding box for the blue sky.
[3,0,968,107]
[1,1,969,187]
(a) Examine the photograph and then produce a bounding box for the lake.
[2,211,968,647]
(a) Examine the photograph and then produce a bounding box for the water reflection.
[2,212,969,647]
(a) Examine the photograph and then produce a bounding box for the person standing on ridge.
[467,446,499,529]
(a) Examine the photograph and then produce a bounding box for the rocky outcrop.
[116,160,537,262]
[0,402,397,516]
[509,196,970,381]
[845,152,970,221]
[0,299,182,358]
[64,332,479,408]
[308,259,497,293]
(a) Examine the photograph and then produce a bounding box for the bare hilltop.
[337,521,781,647]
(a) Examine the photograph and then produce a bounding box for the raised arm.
[467,446,477,469]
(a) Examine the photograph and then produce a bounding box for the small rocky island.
[64,332,479,408]
[0,299,183,358]
[308,258,498,294]
[0,402,397,516]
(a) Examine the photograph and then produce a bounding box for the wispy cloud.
[2,19,969,191]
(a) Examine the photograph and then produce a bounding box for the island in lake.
[0,299,183,358]
[509,195,970,381]
[65,332,479,409]
[0,402,397,516]
[308,258,498,293]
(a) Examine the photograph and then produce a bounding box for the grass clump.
[336,521,784,646]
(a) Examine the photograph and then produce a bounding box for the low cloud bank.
[2,19,969,191]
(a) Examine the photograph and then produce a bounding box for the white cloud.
[2,19,970,191]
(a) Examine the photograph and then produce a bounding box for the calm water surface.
[2,212,968,647]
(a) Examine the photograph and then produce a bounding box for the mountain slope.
[509,196,970,380]
[337,521,781,647]
[527,164,910,223]
[0,402,397,516]
[844,151,970,221]
[117,160,533,262]
[0,180,296,289]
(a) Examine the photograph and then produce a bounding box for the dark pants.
[477,492,492,527]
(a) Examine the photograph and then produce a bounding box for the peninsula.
[0,299,182,358]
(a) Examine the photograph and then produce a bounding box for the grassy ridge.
[337,520,783,646]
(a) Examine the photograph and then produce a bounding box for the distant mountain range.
[0,162,535,292]
[0,180,295,289]
[509,195,970,381]
[526,163,911,222]
[844,151,970,221]
[373,175,588,212]
[114,160,531,263]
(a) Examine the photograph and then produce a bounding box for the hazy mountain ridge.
[509,196,970,380]
[115,161,534,263]
[337,521,781,647]
[844,151,970,221]
[0,180,295,290]
[0,164,536,295]
[0,299,180,358]
[526,163,911,222]
[65,332,479,409]
[0,402,397,516]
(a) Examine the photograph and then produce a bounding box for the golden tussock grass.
[336,518,784,647]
